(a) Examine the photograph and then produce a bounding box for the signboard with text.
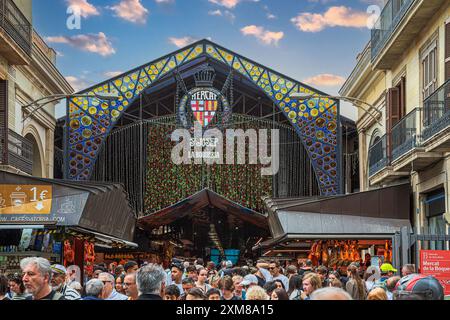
[0,185,52,214]
[420,250,450,296]
[0,184,89,226]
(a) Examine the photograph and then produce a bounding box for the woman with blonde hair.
[245,286,270,300]
[367,287,388,300]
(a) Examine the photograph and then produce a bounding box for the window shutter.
[0,80,8,164]
[399,77,406,119]
[446,22,450,80]
[386,87,400,160]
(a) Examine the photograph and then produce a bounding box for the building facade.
[340,0,450,253]
[0,0,72,178]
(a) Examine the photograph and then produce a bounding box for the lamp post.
[289,92,382,126]
[22,92,120,122]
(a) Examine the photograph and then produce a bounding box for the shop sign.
[420,250,450,295]
[0,185,52,214]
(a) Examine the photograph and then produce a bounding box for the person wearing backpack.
[21,257,65,300]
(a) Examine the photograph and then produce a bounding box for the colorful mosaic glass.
[66,40,340,195]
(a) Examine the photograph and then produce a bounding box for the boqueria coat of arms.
[178,65,232,130]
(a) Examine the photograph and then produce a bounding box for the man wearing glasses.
[123,273,139,300]
[98,272,128,300]
[269,261,289,291]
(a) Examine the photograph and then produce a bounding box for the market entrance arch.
[66,39,341,196]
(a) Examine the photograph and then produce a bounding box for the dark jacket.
[137,294,163,300]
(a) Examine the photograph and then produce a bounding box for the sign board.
[420,250,450,296]
[0,184,89,226]
[0,185,52,214]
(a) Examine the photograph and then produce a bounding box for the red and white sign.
[420,250,450,295]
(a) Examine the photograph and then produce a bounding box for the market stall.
[254,183,412,270]
[0,170,137,279]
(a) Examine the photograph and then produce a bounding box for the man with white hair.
[50,264,81,300]
[136,263,166,300]
[20,257,65,300]
[310,287,353,300]
[98,272,127,300]
[84,279,104,300]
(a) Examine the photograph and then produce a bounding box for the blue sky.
[32,0,385,119]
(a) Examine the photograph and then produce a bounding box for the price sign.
[0,185,52,215]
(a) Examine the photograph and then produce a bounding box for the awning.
[0,170,136,242]
[255,183,412,250]
[138,188,268,230]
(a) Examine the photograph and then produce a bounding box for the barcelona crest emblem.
[190,94,218,127]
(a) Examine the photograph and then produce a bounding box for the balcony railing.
[422,79,450,142]
[7,129,33,174]
[0,0,32,55]
[368,134,389,177]
[391,108,421,161]
[371,0,415,61]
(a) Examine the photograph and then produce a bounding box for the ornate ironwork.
[368,134,388,177]
[0,0,32,55]
[422,79,450,142]
[371,0,414,61]
[391,108,420,161]
[66,39,340,195]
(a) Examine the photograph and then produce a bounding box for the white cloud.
[104,71,123,78]
[66,0,100,18]
[291,6,370,32]
[303,74,346,87]
[208,9,223,16]
[108,0,149,24]
[168,36,199,48]
[240,25,284,46]
[208,0,240,9]
[155,0,174,3]
[46,32,116,56]
[65,76,91,92]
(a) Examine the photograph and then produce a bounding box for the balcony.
[422,79,450,151]
[368,134,389,177]
[371,0,446,69]
[0,0,32,64]
[391,108,420,162]
[1,129,33,175]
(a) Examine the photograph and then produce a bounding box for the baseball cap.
[241,274,258,286]
[226,260,233,268]
[51,264,67,275]
[380,263,397,273]
[171,261,185,272]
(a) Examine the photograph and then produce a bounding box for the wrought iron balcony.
[6,129,33,174]
[422,79,450,142]
[391,108,421,161]
[0,0,32,55]
[368,134,389,177]
[371,0,414,61]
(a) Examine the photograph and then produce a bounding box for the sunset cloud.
[46,32,116,56]
[66,0,100,18]
[291,6,370,32]
[168,36,199,48]
[241,25,284,46]
[108,0,149,24]
[303,74,346,87]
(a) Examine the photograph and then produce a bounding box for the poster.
[420,250,450,296]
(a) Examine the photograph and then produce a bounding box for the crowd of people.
[0,256,445,301]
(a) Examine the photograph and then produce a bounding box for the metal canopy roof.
[256,183,412,250]
[0,170,136,242]
[138,188,268,230]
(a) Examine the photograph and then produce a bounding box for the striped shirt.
[59,284,81,300]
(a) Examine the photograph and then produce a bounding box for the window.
[421,39,438,99]
[425,188,447,249]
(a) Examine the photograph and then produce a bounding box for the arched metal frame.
[64,40,342,195]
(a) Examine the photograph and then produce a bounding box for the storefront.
[254,183,412,271]
[0,170,137,281]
